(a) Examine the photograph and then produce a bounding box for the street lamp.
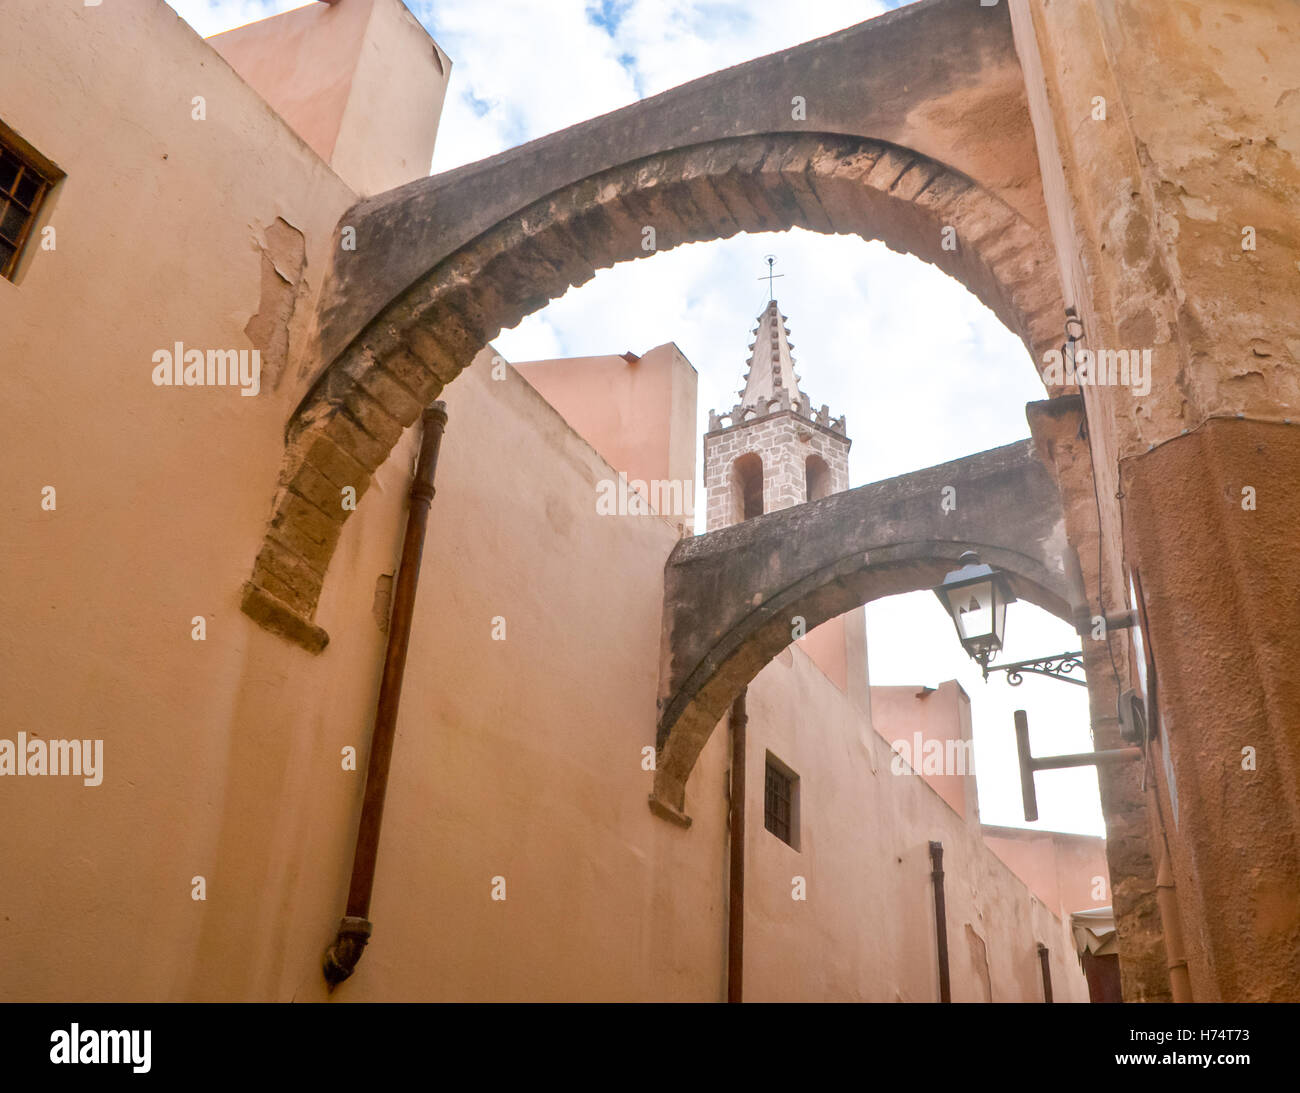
[933,551,1088,687]
[933,551,1014,673]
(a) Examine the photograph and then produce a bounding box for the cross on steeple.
[702,293,851,531]
[758,254,784,301]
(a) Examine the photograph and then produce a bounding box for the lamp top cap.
[937,554,1017,603]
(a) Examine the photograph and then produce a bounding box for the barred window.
[0,121,62,281]
[764,753,799,848]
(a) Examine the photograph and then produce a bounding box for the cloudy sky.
[166,0,1104,838]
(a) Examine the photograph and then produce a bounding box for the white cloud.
[418,0,895,174]
[163,0,315,38]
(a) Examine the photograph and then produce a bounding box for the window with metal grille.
[0,121,62,281]
[764,753,798,848]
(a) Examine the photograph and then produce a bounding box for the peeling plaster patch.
[1157,209,1181,248]
[245,217,307,392]
[373,572,394,633]
[1223,369,1267,401]
[1275,89,1300,157]
[1044,516,1072,586]
[1178,194,1218,221]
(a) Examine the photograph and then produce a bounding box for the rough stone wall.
[1028,396,1170,1002]
[704,410,850,531]
[1026,0,1300,1001]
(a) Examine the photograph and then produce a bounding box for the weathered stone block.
[321,409,392,473]
[344,384,407,448]
[240,581,329,654]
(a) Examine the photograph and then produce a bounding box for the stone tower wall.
[704,410,850,531]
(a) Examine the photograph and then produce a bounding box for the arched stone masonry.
[243,134,1063,648]
[651,438,1077,812]
[240,0,1065,649]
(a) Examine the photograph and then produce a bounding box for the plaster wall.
[302,352,727,1001]
[743,650,1087,1002]
[0,0,361,1000]
[208,0,450,195]
[517,342,855,697]
[513,343,698,530]
[983,825,1110,920]
[795,615,850,695]
[871,682,977,825]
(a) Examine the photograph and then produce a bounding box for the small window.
[764,752,799,849]
[0,120,62,281]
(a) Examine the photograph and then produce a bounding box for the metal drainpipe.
[323,402,448,988]
[726,689,748,1004]
[1156,845,1194,1002]
[1037,942,1054,1003]
[929,840,951,1003]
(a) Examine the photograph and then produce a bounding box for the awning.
[1070,906,1118,958]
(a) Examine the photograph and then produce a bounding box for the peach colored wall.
[517,344,854,688]
[208,0,449,195]
[514,343,697,522]
[302,351,726,1001]
[983,826,1110,921]
[871,682,977,825]
[1,0,361,1000]
[744,651,1086,1001]
[795,615,848,693]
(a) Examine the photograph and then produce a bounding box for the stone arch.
[241,1,1064,649]
[651,440,1078,812]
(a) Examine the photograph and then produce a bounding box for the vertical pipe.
[1156,845,1194,1002]
[726,689,747,1004]
[929,840,951,1003]
[1037,942,1054,1003]
[324,402,448,988]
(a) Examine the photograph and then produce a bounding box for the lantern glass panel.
[934,560,1013,663]
[951,578,996,646]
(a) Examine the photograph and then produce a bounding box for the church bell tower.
[703,297,851,532]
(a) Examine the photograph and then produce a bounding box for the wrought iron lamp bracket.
[981,651,1087,688]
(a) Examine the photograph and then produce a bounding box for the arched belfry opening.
[805,454,832,502]
[732,453,764,522]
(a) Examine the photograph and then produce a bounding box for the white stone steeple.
[738,299,806,412]
[703,299,851,531]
